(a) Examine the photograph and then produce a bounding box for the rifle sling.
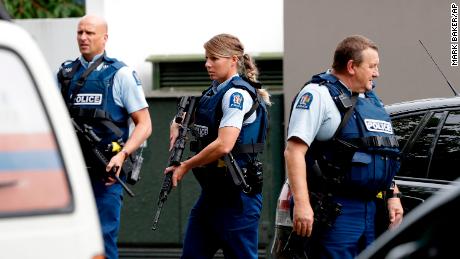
[332,94,358,140]
[58,60,80,104]
[243,98,259,121]
[70,55,104,104]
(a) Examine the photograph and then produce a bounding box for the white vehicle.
[0,7,105,259]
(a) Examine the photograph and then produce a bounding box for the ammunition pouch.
[311,145,397,199]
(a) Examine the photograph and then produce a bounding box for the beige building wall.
[284,0,459,129]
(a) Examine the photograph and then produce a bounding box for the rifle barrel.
[112,170,135,197]
[151,200,164,230]
[151,96,197,231]
[72,118,135,197]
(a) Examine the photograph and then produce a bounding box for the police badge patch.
[229,92,244,110]
[296,92,313,109]
[132,71,142,85]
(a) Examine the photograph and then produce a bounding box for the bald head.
[80,15,108,33]
[77,15,108,61]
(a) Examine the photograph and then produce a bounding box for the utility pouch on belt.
[244,159,263,194]
[222,152,264,195]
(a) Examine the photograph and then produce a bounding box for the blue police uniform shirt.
[287,70,370,146]
[57,53,149,118]
[217,74,256,130]
[288,80,341,146]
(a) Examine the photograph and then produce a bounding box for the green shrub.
[2,0,84,19]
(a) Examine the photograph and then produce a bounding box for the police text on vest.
[74,94,102,105]
[364,119,393,134]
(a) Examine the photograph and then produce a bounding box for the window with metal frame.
[394,111,459,180]
[429,110,460,181]
[393,112,435,179]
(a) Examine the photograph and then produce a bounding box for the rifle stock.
[152,96,197,230]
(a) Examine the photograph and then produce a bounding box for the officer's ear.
[232,55,238,64]
[347,60,356,75]
[231,55,239,68]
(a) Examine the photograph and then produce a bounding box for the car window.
[393,110,460,181]
[0,48,72,217]
[429,110,460,181]
[392,114,424,149]
[392,113,431,178]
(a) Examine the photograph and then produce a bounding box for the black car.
[270,95,460,258]
[356,178,460,259]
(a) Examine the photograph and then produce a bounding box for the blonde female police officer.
[165,33,271,259]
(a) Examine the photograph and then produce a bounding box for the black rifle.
[71,118,135,197]
[152,96,197,230]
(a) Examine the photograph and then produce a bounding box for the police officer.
[165,33,271,259]
[57,15,152,259]
[285,35,404,258]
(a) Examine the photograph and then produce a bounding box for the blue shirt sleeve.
[287,84,340,146]
[112,66,148,114]
[219,88,255,130]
